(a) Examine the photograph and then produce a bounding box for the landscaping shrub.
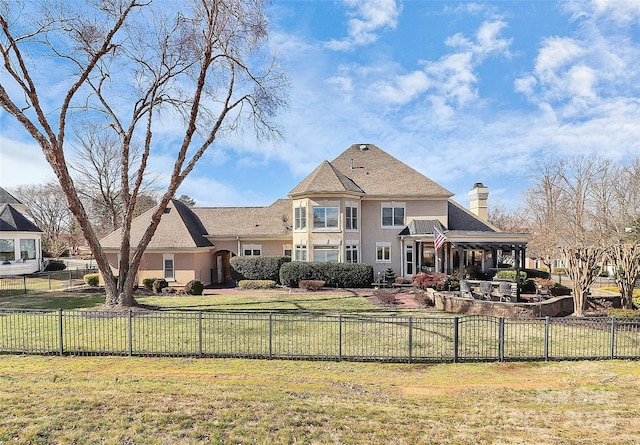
[412,272,450,291]
[44,260,66,271]
[299,280,325,291]
[279,262,373,288]
[238,279,276,289]
[152,278,168,294]
[607,308,640,319]
[161,286,176,294]
[83,273,99,287]
[184,279,204,295]
[523,268,550,280]
[383,267,396,285]
[553,267,568,275]
[495,270,527,282]
[373,289,397,305]
[230,256,290,283]
[142,278,158,290]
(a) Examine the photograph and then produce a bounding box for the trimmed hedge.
[184,279,204,295]
[523,268,550,280]
[44,260,66,271]
[238,280,276,289]
[495,270,528,282]
[279,262,373,288]
[142,278,158,290]
[83,273,99,287]
[230,256,291,283]
[152,278,168,294]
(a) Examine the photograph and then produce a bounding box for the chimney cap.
[472,182,486,188]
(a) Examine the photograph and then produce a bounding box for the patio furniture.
[498,281,514,302]
[459,280,472,299]
[479,281,492,300]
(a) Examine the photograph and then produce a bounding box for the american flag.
[433,226,447,250]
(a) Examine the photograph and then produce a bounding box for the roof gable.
[447,200,496,232]
[330,144,453,197]
[100,199,213,249]
[0,187,22,206]
[288,160,364,196]
[0,204,42,232]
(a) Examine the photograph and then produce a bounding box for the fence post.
[198,311,203,358]
[544,316,550,361]
[408,317,413,364]
[48,272,51,290]
[338,314,343,362]
[68,270,72,288]
[499,317,505,362]
[58,308,64,356]
[23,275,27,294]
[453,317,459,363]
[610,317,616,359]
[128,310,133,357]
[269,313,273,359]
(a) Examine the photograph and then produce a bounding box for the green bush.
[83,273,99,287]
[230,256,291,283]
[279,262,373,288]
[142,278,158,290]
[152,278,168,294]
[607,308,640,319]
[495,270,528,282]
[523,268,550,280]
[553,267,568,275]
[238,280,276,289]
[184,279,204,295]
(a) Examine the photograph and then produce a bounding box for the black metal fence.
[0,268,97,295]
[1,309,638,363]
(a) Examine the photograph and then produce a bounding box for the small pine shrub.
[383,267,396,285]
[153,278,168,294]
[142,278,158,290]
[238,280,276,289]
[184,279,204,295]
[299,280,325,291]
[83,273,99,287]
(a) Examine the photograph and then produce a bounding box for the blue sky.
[2,0,640,211]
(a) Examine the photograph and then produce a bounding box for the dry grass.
[0,356,639,444]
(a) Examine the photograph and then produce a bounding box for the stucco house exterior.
[0,187,44,276]
[100,144,528,287]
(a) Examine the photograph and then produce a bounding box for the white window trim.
[381,201,406,228]
[376,242,392,263]
[294,205,307,231]
[294,243,307,262]
[345,201,359,232]
[312,206,340,231]
[163,253,175,281]
[242,244,262,256]
[313,244,340,263]
[345,240,359,263]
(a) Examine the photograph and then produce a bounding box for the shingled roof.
[0,204,42,232]
[193,199,292,238]
[100,199,213,249]
[288,161,364,196]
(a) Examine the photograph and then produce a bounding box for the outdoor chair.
[498,281,513,302]
[479,281,492,300]
[459,280,472,299]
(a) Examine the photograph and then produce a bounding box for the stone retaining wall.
[432,292,575,317]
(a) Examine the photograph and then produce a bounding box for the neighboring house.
[0,187,44,276]
[100,144,528,287]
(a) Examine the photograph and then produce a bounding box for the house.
[100,144,528,286]
[0,187,44,276]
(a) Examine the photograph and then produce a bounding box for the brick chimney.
[468,183,489,221]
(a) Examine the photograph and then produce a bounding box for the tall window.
[313,206,339,229]
[163,254,175,280]
[405,245,413,275]
[313,246,339,262]
[294,206,306,230]
[243,244,262,256]
[381,202,405,227]
[345,205,358,230]
[294,244,307,261]
[345,243,358,263]
[376,242,392,263]
[0,239,14,261]
[20,239,36,260]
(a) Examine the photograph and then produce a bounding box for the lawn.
[0,355,639,444]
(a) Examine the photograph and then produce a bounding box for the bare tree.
[605,244,640,310]
[1,0,287,307]
[561,246,604,316]
[11,183,75,257]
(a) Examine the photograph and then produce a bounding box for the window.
[283,244,292,257]
[313,246,339,262]
[243,244,262,256]
[163,254,175,280]
[376,242,391,263]
[294,206,306,230]
[20,239,36,260]
[381,202,405,227]
[405,245,413,275]
[0,239,14,261]
[345,205,358,230]
[294,244,307,261]
[313,206,339,229]
[345,243,358,263]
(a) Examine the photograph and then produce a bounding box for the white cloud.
[0,135,57,187]
[325,0,400,51]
